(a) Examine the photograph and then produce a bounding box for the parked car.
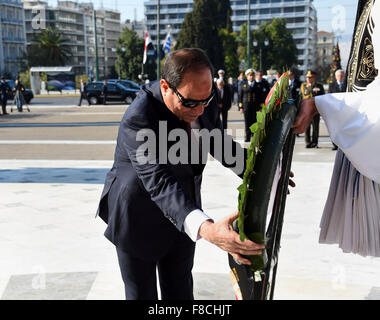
[5,80,34,104]
[86,81,140,105]
[107,79,141,91]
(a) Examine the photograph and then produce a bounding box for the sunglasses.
[167,82,215,108]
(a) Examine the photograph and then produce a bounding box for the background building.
[144,0,193,45]
[123,19,145,39]
[316,30,335,70]
[23,0,121,79]
[0,0,27,78]
[144,0,318,79]
[230,0,318,79]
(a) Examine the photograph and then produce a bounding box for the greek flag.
[163,32,171,56]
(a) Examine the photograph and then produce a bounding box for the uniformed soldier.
[300,70,325,148]
[239,68,260,142]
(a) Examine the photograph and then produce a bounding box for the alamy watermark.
[31,8,46,30]
[135,121,245,175]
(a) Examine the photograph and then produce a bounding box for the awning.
[30,67,73,73]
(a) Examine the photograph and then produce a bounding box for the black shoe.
[306,143,312,148]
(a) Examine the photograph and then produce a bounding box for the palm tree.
[26,28,72,66]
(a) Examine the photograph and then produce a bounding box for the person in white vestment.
[293,0,380,257]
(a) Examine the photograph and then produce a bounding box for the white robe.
[316,1,380,183]
[314,1,380,256]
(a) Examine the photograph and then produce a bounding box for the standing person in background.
[288,68,301,101]
[217,69,225,81]
[239,69,260,142]
[328,69,347,93]
[328,69,347,150]
[255,71,270,108]
[228,77,237,107]
[216,78,232,130]
[102,80,108,105]
[13,79,25,112]
[236,72,244,110]
[271,71,281,88]
[78,79,89,106]
[300,70,325,148]
[0,77,10,116]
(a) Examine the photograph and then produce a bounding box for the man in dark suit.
[78,79,89,106]
[328,69,347,93]
[96,48,264,300]
[0,77,10,115]
[216,78,232,130]
[102,80,108,105]
[288,68,301,101]
[300,70,325,148]
[328,69,347,150]
[239,69,260,142]
[255,71,270,106]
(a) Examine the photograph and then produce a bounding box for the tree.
[116,28,156,82]
[327,43,342,83]
[26,28,72,66]
[219,28,239,77]
[175,0,232,72]
[238,19,297,73]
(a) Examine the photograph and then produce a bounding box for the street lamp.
[253,38,269,71]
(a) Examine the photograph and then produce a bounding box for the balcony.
[0,18,24,25]
[2,37,26,44]
[145,7,192,15]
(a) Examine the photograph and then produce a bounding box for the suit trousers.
[78,92,88,106]
[220,108,229,130]
[305,114,320,145]
[1,97,7,114]
[116,231,196,300]
[243,105,257,142]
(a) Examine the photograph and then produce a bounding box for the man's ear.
[160,79,169,95]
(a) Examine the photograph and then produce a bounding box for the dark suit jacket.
[216,83,232,111]
[0,81,10,99]
[238,80,260,110]
[255,79,270,105]
[328,80,347,93]
[288,78,301,101]
[96,81,245,261]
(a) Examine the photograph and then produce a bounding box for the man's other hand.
[292,97,318,134]
[199,211,265,265]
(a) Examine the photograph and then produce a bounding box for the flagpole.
[157,0,160,80]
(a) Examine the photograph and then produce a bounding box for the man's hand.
[292,97,318,134]
[199,211,265,265]
[288,171,296,194]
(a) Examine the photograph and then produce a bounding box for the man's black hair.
[161,48,215,88]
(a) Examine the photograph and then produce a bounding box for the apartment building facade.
[144,0,318,78]
[23,0,121,79]
[0,0,27,77]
